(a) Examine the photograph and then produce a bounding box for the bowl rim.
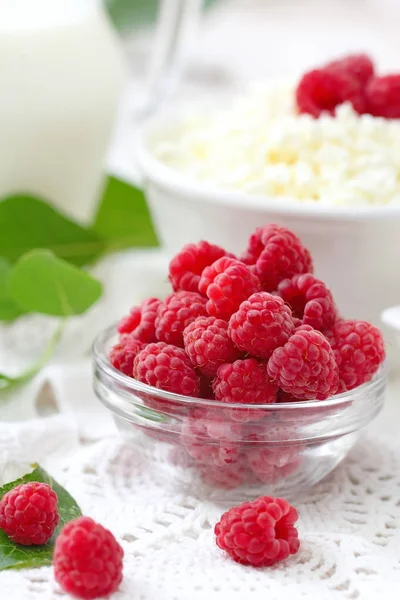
[136,108,400,222]
[93,325,387,412]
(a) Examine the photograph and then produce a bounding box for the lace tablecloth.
[0,251,400,600]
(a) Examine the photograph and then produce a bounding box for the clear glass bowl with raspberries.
[92,224,387,501]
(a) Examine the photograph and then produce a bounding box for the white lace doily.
[0,248,399,599]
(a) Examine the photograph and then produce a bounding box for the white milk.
[0,0,127,222]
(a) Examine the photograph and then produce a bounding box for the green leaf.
[0,195,105,266]
[9,250,102,317]
[0,258,23,321]
[0,464,81,570]
[93,176,158,251]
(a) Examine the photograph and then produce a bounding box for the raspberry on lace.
[110,335,145,376]
[213,358,278,421]
[277,273,338,332]
[168,240,233,292]
[117,297,161,342]
[133,342,200,397]
[53,516,123,599]
[267,328,339,400]
[155,291,207,347]
[183,316,241,377]
[325,319,385,392]
[215,495,300,566]
[228,292,295,359]
[296,68,367,118]
[0,482,59,546]
[366,75,400,119]
[198,257,261,320]
[240,225,313,292]
[325,53,375,86]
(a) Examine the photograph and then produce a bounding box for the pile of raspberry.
[296,52,400,119]
[110,224,385,489]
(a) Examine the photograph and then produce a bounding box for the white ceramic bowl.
[137,112,400,327]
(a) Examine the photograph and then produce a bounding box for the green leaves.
[9,251,102,317]
[0,465,81,570]
[0,258,22,321]
[0,195,105,267]
[93,176,158,251]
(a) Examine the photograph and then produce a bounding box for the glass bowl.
[92,326,387,503]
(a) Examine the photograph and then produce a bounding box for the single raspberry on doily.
[325,319,385,392]
[215,495,300,566]
[155,291,208,347]
[267,328,339,400]
[240,224,313,291]
[133,342,200,397]
[54,516,124,599]
[199,256,261,320]
[183,316,240,377]
[117,297,161,342]
[168,240,233,293]
[277,273,338,332]
[0,482,59,546]
[228,292,295,359]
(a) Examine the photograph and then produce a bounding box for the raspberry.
[215,495,300,566]
[296,68,366,118]
[183,316,241,377]
[117,297,161,342]
[54,516,123,599]
[155,291,207,347]
[267,329,339,400]
[109,335,145,376]
[180,416,241,467]
[133,342,200,397]
[228,292,295,359]
[199,257,261,320]
[277,274,338,332]
[213,359,278,422]
[169,241,233,292]
[326,53,374,86]
[199,460,247,489]
[366,75,400,119]
[247,446,302,483]
[0,482,59,545]
[240,225,313,291]
[325,319,385,392]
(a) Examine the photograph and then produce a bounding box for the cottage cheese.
[155,83,400,206]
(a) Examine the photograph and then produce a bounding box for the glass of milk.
[0,0,202,223]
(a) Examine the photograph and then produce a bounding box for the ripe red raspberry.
[180,416,241,467]
[117,297,161,342]
[366,75,400,119]
[0,482,59,545]
[267,329,339,400]
[199,460,247,489]
[296,68,366,118]
[54,516,123,600]
[169,241,233,293]
[133,342,200,397]
[155,291,207,347]
[109,335,145,376]
[213,359,278,422]
[325,319,385,392]
[215,495,300,566]
[183,316,241,377]
[240,225,313,291]
[228,292,295,359]
[277,273,338,332]
[198,257,261,320]
[247,446,302,484]
[326,53,374,86]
